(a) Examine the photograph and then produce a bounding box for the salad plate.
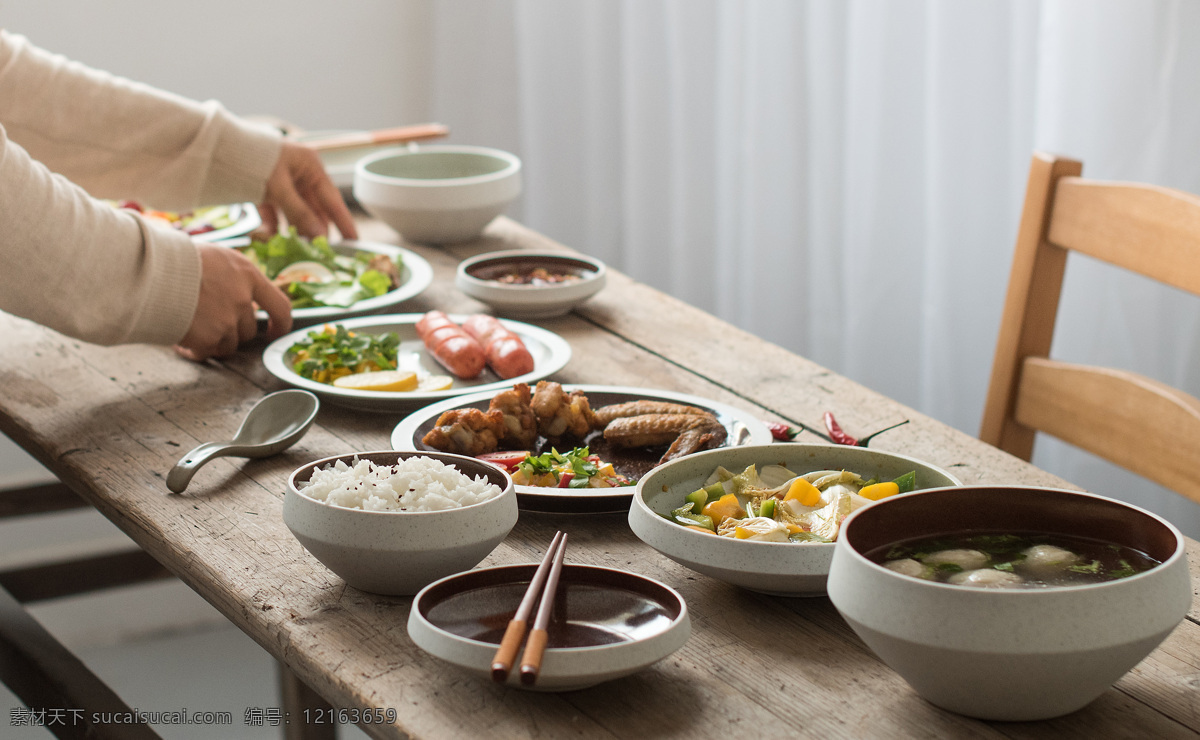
[112,201,262,242]
[233,237,433,326]
[391,385,774,513]
[262,314,571,413]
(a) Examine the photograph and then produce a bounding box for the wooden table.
[1,217,1198,739]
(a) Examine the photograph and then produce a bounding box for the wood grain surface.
[0,216,1196,739]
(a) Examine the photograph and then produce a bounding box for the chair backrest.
[980,152,1200,505]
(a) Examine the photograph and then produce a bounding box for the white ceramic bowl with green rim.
[826,485,1192,721]
[353,145,522,244]
[284,450,517,596]
[628,443,963,597]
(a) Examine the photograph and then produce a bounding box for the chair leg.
[0,481,89,518]
[0,586,161,740]
[278,663,337,740]
[0,547,173,603]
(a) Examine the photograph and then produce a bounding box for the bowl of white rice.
[284,450,517,595]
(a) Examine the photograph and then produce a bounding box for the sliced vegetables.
[503,447,635,489]
[241,229,401,309]
[288,324,400,383]
[664,463,919,543]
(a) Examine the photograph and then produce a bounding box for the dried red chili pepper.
[766,421,798,441]
[823,411,859,446]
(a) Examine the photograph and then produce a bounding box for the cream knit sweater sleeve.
[0,30,283,346]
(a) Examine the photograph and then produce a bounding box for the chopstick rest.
[490,532,564,683]
[519,533,567,686]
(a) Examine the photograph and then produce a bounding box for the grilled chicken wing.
[592,400,712,427]
[602,412,727,463]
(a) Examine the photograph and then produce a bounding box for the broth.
[866,531,1160,588]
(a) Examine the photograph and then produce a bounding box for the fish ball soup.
[868,532,1160,589]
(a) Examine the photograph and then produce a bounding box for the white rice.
[298,456,502,512]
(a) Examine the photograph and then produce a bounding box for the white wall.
[0,0,433,132]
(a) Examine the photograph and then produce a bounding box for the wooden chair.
[980,152,1200,505]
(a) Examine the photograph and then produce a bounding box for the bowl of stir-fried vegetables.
[629,443,962,596]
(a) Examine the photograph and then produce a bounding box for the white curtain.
[428,0,1200,537]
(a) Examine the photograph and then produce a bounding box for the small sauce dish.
[456,250,606,318]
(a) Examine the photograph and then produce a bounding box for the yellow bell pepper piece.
[701,493,746,527]
[859,481,901,501]
[784,478,822,507]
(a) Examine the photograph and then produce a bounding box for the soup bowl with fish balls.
[826,485,1192,721]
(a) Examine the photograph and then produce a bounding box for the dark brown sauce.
[424,581,675,647]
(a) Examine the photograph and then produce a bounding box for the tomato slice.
[475,451,530,471]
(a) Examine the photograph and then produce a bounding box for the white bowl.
[455,250,606,318]
[827,486,1193,721]
[407,562,690,691]
[628,443,963,596]
[284,450,517,595]
[353,145,522,245]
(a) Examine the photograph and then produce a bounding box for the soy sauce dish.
[407,563,689,691]
[826,486,1192,721]
[456,250,606,318]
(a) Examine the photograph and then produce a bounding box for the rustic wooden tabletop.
[0,217,1196,739]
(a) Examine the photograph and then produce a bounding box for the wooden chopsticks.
[300,123,449,152]
[491,531,568,686]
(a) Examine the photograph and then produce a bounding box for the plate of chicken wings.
[390,382,774,513]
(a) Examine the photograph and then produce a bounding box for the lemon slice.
[332,370,418,392]
[415,375,454,392]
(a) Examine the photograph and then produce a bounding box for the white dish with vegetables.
[111,200,262,242]
[262,314,571,413]
[629,443,963,596]
[233,232,433,326]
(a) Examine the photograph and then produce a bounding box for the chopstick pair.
[491,531,568,686]
[300,123,449,152]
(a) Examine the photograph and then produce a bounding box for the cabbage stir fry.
[667,463,917,543]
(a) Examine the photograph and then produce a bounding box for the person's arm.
[0,126,293,353]
[0,126,200,345]
[0,29,279,210]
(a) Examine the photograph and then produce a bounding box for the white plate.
[408,563,690,691]
[391,385,774,513]
[263,314,571,413]
[233,239,433,326]
[112,201,260,242]
[191,202,262,242]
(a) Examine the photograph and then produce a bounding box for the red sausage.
[462,314,535,379]
[416,311,486,379]
[416,310,456,339]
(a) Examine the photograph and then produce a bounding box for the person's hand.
[175,244,292,361]
[258,141,358,240]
